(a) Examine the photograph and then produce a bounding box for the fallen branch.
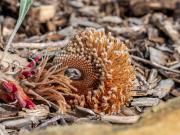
[12,38,69,49]
[131,55,180,74]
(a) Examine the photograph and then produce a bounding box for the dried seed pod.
[52,28,135,114]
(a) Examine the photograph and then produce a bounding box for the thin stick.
[131,55,180,74]
[12,39,69,49]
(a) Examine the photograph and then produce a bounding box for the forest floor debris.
[0,0,179,134]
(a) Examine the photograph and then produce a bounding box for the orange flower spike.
[53,28,135,114]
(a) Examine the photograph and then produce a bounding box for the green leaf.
[1,0,33,61]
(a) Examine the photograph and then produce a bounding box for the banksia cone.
[50,28,135,114]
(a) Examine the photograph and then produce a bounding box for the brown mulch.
[0,0,179,134]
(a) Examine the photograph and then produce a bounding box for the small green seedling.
[1,0,33,62]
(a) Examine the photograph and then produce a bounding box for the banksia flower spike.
[51,28,135,114]
[0,28,135,114]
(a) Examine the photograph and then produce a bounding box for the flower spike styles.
[51,28,135,114]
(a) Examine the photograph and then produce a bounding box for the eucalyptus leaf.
[1,0,33,61]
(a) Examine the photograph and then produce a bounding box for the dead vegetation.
[0,0,179,134]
